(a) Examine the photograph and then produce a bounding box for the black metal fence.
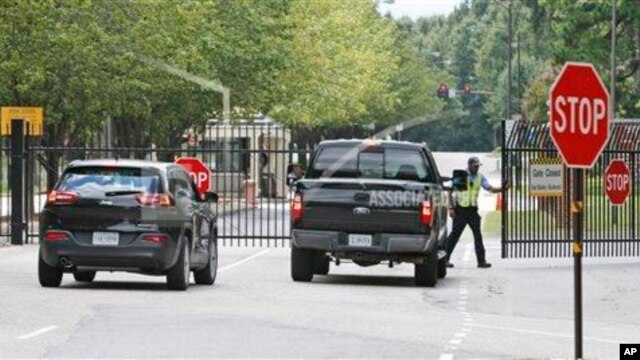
[502,120,640,258]
[1,121,312,247]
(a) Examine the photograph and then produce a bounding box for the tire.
[194,232,217,285]
[291,247,314,282]
[415,251,438,287]
[167,237,190,291]
[73,271,96,282]
[437,257,447,279]
[313,253,330,275]
[39,255,62,288]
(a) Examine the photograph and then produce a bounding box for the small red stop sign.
[604,159,631,206]
[175,157,211,195]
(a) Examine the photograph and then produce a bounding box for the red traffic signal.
[437,83,449,99]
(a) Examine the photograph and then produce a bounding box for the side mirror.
[452,169,468,191]
[203,192,218,203]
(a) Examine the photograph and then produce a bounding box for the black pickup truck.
[290,139,449,287]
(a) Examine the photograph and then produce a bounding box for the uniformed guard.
[446,156,505,268]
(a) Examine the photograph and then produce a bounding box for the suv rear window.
[57,167,163,197]
[308,146,434,182]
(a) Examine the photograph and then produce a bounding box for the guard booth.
[199,118,292,199]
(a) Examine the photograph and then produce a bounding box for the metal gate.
[502,120,640,258]
[1,121,311,247]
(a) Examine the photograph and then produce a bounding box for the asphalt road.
[1,234,639,359]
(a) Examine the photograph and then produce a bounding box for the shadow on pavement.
[312,274,418,287]
[59,281,170,291]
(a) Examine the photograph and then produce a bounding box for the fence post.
[10,119,25,245]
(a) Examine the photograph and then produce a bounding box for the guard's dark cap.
[468,156,482,166]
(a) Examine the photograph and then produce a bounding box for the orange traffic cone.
[496,192,503,211]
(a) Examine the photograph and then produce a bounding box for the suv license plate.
[92,232,119,246]
[348,234,372,247]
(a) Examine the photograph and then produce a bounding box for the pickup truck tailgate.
[296,179,429,234]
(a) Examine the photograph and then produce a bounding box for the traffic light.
[437,83,449,99]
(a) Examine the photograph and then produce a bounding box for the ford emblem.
[353,207,371,215]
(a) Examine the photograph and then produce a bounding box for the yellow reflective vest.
[455,172,483,208]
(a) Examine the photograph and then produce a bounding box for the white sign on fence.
[529,157,564,197]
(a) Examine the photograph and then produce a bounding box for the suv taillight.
[46,191,79,205]
[44,230,69,242]
[143,234,168,243]
[420,200,433,225]
[136,193,174,207]
[291,193,303,221]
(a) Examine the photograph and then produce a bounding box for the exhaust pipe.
[59,257,74,270]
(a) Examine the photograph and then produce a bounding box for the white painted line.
[462,243,472,262]
[18,326,57,340]
[449,338,463,345]
[471,323,626,344]
[457,306,466,311]
[439,354,454,360]
[462,328,472,332]
[455,333,467,338]
[219,249,270,273]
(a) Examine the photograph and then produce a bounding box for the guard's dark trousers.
[446,206,486,264]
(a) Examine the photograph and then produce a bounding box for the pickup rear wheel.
[437,257,447,279]
[291,247,314,282]
[313,253,330,275]
[415,251,438,287]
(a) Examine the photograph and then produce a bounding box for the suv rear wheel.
[73,271,96,282]
[39,255,62,288]
[194,232,217,285]
[313,253,330,275]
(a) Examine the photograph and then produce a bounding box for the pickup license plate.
[92,232,119,246]
[348,234,372,247]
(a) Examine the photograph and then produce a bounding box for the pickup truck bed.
[290,140,449,286]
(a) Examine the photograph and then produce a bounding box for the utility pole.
[507,0,512,122]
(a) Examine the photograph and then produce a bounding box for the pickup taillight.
[420,200,433,225]
[291,193,303,221]
[46,191,79,205]
[136,193,174,207]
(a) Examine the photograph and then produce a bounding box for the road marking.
[471,323,626,344]
[455,333,467,338]
[449,338,463,345]
[439,354,454,360]
[18,326,57,340]
[462,243,472,262]
[219,249,270,273]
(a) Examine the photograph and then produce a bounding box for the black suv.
[38,159,218,291]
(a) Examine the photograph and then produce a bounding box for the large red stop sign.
[604,159,631,206]
[175,157,211,195]
[549,62,610,168]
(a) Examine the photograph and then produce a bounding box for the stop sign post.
[175,157,211,196]
[548,62,611,360]
[605,159,631,206]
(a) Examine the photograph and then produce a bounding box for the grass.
[483,195,640,233]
